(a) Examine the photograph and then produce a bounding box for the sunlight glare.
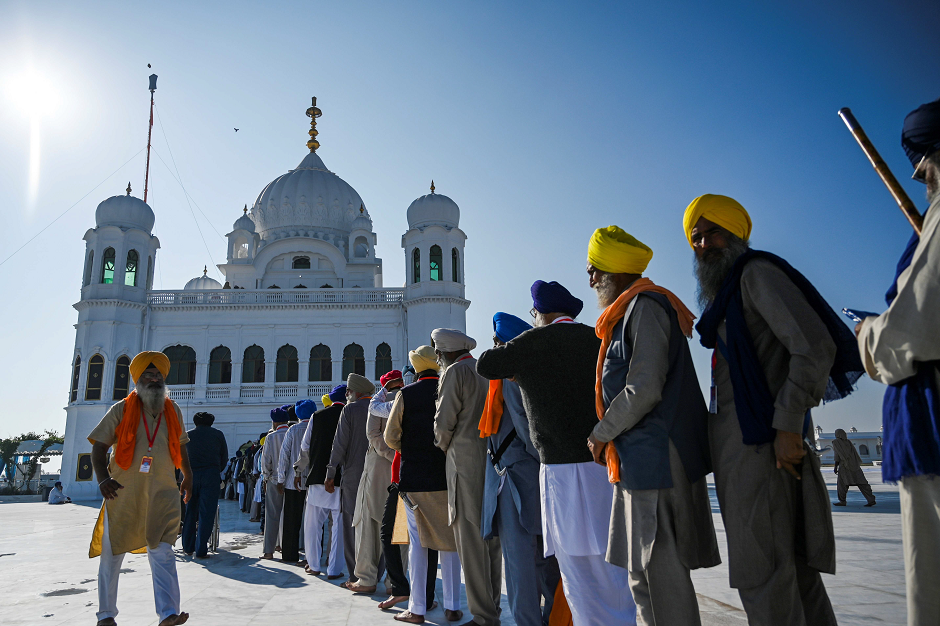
[5,69,60,117]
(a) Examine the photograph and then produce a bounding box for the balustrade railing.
[148,288,404,306]
[205,387,230,399]
[240,385,264,398]
[168,387,195,400]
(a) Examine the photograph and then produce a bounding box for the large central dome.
[250,151,366,238]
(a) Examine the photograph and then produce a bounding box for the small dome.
[351,204,372,231]
[407,183,459,230]
[184,267,223,291]
[95,184,155,232]
[233,205,256,232]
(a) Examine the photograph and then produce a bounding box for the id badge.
[139,456,153,473]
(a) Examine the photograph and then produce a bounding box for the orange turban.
[682,194,752,248]
[129,351,170,384]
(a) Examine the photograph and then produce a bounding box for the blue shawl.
[881,228,940,482]
[697,250,864,445]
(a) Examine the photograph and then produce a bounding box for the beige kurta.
[353,389,398,527]
[432,357,488,526]
[88,399,188,557]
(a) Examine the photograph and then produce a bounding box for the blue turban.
[270,406,289,422]
[328,384,348,403]
[493,312,532,343]
[531,280,583,317]
[902,98,940,168]
[295,399,317,421]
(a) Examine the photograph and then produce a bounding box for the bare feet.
[158,613,189,626]
[378,595,409,610]
[394,611,425,624]
[344,582,377,594]
[259,553,274,560]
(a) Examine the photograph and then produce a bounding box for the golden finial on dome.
[306,96,322,152]
[360,203,364,214]
[203,265,207,275]
[126,182,132,196]
[243,204,248,214]
[430,180,435,194]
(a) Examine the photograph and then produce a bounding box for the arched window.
[309,344,332,381]
[85,354,104,400]
[429,245,442,281]
[412,248,420,283]
[342,343,365,380]
[859,444,870,456]
[164,345,197,385]
[276,344,299,382]
[452,248,460,282]
[354,236,369,258]
[70,355,81,402]
[208,346,232,384]
[125,250,139,287]
[375,343,393,380]
[84,250,94,287]
[112,355,130,400]
[243,345,265,383]
[292,256,311,269]
[101,247,116,284]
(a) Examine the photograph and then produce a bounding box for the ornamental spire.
[306,97,322,152]
[126,182,132,196]
[430,180,435,194]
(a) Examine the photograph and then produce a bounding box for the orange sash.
[548,579,573,626]
[113,390,182,470]
[594,277,695,483]
[478,379,504,438]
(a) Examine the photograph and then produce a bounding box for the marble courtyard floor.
[0,467,904,625]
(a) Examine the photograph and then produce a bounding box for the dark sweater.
[477,322,601,464]
[186,425,228,472]
[398,378,447,492]
[305,404,343,487]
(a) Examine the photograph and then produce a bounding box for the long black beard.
[694,237,750,311]
[137,381,168,414]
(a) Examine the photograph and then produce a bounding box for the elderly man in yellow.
[88,351,193,626]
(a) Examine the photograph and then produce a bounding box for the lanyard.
[456,354,473,364]
[551,316,575,324]
[418,376,439,381]
[141,410,163,452]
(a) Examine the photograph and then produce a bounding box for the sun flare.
[5,69,59,117]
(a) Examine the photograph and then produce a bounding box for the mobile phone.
[842,308,877,323]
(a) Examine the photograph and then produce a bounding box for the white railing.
[168,387,195,400]
[205,387,230,399]
[148,288,405,306]
[240,385,264,398]
[307,383,335,397]
[274,384,298,399]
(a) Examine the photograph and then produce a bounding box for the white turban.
[431,328,477,353]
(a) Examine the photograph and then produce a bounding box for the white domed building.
[60,100,470,499]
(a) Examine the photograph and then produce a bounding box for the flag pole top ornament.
[306,97,322,152]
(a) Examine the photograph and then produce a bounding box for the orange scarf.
[113,390,183,471]
[478,379,504,438]
[594,277,696,483]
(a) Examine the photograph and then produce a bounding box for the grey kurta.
[354,388,398,526]
[831,432,866,486]
[710,258,837,625]
[594,297,719,574]
[326,397,371,515]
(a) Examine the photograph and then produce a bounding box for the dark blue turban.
[902,98,940,168]
[531,280,583,317]
[270,406,289,422]
[295,399,317,420]
[493,312,532,343]
[329,384,348,403]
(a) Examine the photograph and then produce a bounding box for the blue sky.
[1,0,937,438]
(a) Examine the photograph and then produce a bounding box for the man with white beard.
[88,351,194,626]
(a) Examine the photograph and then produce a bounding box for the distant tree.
[0,430,63,494]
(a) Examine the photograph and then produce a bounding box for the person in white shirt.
[260,406,291,560]
[48,481,70,504]
[277,401,314,564]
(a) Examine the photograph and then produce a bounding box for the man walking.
[831,430,876,507]
[585,226,720,625]
[182,411,228,559]
[88,351,192,626]
[855,98,940,625]
[685,193,864,625]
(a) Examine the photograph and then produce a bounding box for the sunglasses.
[912,150,935,184]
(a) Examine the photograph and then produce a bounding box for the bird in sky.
[234,128,239,132]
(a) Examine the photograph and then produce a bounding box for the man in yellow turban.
[683,195,863,625]
[88,351,193,626]
[586,226,718,625]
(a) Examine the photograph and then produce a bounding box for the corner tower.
[401,181,470,347]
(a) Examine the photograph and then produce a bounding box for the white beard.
[137,381,168,414]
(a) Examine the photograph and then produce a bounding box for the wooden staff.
[838,107,923,235]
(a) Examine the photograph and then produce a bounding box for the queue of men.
[86,98,939,626]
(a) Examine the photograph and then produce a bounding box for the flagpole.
[144,74,157,203]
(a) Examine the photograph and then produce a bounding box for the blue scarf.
[697,250,864,445]
[881,227,940,483]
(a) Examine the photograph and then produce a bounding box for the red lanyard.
[418,376,439,381]
[551,316,575,324]
[456,354,473,364]
[142,411,163,452]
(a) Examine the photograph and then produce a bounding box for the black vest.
[604,292,711,490]
[398,378,447,493]
[305,404,343,487]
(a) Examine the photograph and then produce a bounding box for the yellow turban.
[129,351,170,384]
[682,194,752,248]
[587,226,653,274]
[409,345,439,374]
[322,394,332,408]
